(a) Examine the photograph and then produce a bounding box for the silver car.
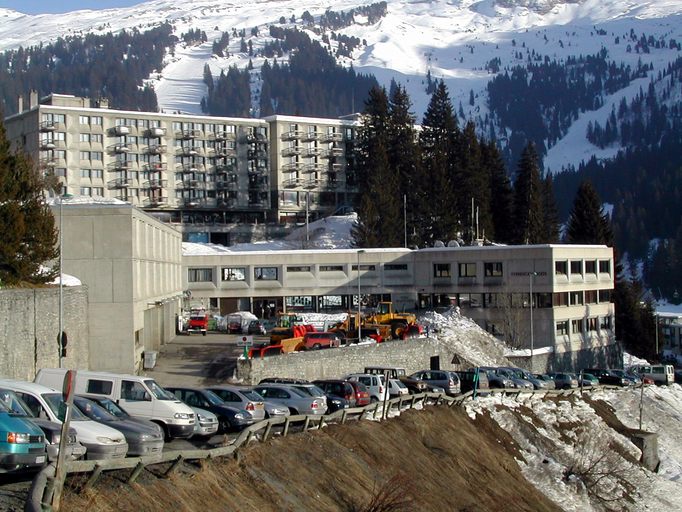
[253,384,327,416]
[206,385,267,422]
[409,370,461,396]
[191,407,219,437]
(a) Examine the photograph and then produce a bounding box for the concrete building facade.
[5,94,359,245]
[182,244,617,368]
[55,201,183,373]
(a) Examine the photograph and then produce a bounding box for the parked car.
[312,380,357,408]
[252,384,327,416]
[577,373,600,387]
[387,379,409,399]
[533,374,557,390]
[610,369,641,386]
[547,372,579,390]
[495,367,534,390]
[409,370,460,396]
[246,320,267,336]
[262,400,291,419]
[0,388,85,462]
[505,368,550,390]
[0,397,47,473]
[190,407,219,437]
[302,332,343,350]
[166,386,254,433]
[347,381,371,407]
[582,368,630,387]
[345,373,388,403]
[0,380,128,460]
[675,369,682,384]
[453,369,490,395]
[479,367,515,389]
[205,385,266,422]
[363,366,427,394]
[73,396,164,457]
[626,364,675,385]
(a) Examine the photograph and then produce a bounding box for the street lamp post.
[357,249,365,342]
[58,191,72,368]
[529,271,538,373]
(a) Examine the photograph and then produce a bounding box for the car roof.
[0,378,60,394]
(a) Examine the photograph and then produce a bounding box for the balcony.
[303,163,325,174]
[142,179,168,190]
[216,180,238,191]
[39,140,56,150]
[176,129,200,139]
[112,143,131,154]
[146,127,166,138]
[39,120,57,132]
[146,144,166,155]
[302,179,319,189]
[178,198,207,208]
[281,147,300,157]
[109,160,132,171]
[180,163,202,173]
[215,163,237,175]
[211,131,236,141]
[301,131,321,142]
[177,147,198,157]
[283,178,300,188]
[320,180,339,190]
[216,148,237,158]
[178,180,207,190]
[329,163,343,172]
[108,177,132,189]
[144,162,167,172]
[248,167,268,177]
[112,125,131,136]
[143,196,168,207]
[282,162,301,172]
[281,130,303,141]
[39,157,56,168]
[248,198,269,208]
[248,181,268,192]
[320,132,343,143]
[247,149,268,160]
[302,147,324,158]
[329,147,344,157]
[217,197,237,208]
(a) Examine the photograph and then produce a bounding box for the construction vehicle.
[364,302,418,339]
[268,312,310,345]
[186,309,208,336]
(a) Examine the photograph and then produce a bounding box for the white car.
[190,407,219,437]
[0,379,128,460]
[388,378,409,398]
[344,374,388,403]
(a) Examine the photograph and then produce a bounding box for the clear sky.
[0,1,144,14]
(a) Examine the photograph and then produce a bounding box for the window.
[483,293,499,308]
[587,318,598,331]
[555,261,568,275]
[599,260,611,273]
[79,115,90,125]
[571,319,584,334]
[222,267,245,281]
[320,265,343,272]
[79,133,90,142]
[80,169,91,178]
[86,379,113,395]
[384,264,408,271]
[80,151,90,160]
[54,150,66,160]
[600,316,612,330]
[556,321,569,336]
[91,134,102,143]
[484,262,503,277]
[287,266,311,273]
[91,116,102,125]
[536,293,553,308]
[598,289,612,303]
[434,263,451,278]
[569,291,583,305]
[80,187,91,196]
[188,268,213,282]
[585,260,597,274]
[553,292,568,306]
[585,290,598,304]
[92,169,103,179]
[351,264,376,272]
[458,262,476,278]
[254,267,278,280]
[570,261,582,275]
[458,293,482,308]
[121,381,149,401]
[91,151,103,161]
[92,187,104,196]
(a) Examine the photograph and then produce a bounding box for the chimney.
[17,95,23,113]
[98,97,109,109]
[29,90,38,109]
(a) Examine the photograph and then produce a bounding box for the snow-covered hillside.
[1,0,682,171]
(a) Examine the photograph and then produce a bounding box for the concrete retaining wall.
[0,287,89,381]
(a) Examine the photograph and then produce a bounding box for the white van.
[627,364,674,385]
[35,369,195,440]
[0,379,128,460]
[344,373,387,402]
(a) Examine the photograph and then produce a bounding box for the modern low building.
[4,93,359,245]
[182,244,618,370]
[54,198,183,373]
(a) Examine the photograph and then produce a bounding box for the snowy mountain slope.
[1,0,682,171]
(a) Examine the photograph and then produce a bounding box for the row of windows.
[434,262,503,279]
[555,259,610,275]
[452,290,611,309]
[79,187,104,196]
[556,316,613,335]
[193,263,407,283]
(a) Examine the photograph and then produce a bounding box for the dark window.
[255,267,278,280]
[570,261,582,275]
[222,267,245,281]
[384,264,408,271]
[536,293,553,308]
[320,265,343,271]
[553,292,568,306]
[188,268,213,282]
[585,260,597,274]
[598,289,612,303]
[587,318,598,331]
[569,291,584,305]
[556,321,569,336]
[287,266,311,272]
[434,263,451,278]
[600,316,612,330]
[351,264,376,271]
[484,262,503,277]
[585,290,598,304]
[86,379,113,395]
[572,319,584,333]
[599,260,611,273]
[458,263,476,277]
[555,261,568,275]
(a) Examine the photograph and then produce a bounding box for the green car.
[0,397,48,473]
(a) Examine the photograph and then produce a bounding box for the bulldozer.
[364,302,418,339]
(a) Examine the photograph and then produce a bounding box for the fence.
[26,384,623,511]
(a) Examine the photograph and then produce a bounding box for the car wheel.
[313,343,321,350]
[219,418,231,433]
[391,322,407,339]
[289,407,298,415]
[370,396,378,403]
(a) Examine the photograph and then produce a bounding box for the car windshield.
[241,389,264,402]
[92,397,128,418]
[393,380,407,389]
[0,389,33,417]
[203,390,225,406]
[144,380,177,400]
[286,387,309,398]
[43,393,86,421]
[74,397,117,422]
[293,385,325,397]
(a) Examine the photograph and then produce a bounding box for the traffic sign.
[237,335,253,347]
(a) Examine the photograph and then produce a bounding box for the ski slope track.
[1,0,682,171]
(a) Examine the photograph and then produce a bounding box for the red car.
[302,332,343,350]
[347,380,370,407]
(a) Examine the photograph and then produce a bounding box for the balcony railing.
[320,132,343,143]
[144,162,167,172]
[303,163,325,174]
[146,127,166,138]
[175,129,200,139]
[215,181,238,191]
[142,179,168,190]
[146,144,166,154]
[108,177,132,189]
[143,196,168,207]
[301,131,321,142]
[210,131,236,141]
[281,130,303,141]
[109,161,133,171]
[112,143,131,153]
[281,147,300,157]
[112,125,131,136]
[177,147,198,157]
[283,178,300,188]
[282,162,301,172]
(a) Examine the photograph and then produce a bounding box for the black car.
[166,386,255,433]
[312,380,357,408]
[583,368,629,387]
[452,369,490,395]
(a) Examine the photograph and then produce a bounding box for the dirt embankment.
[62,406,561,512]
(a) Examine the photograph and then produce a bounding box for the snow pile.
[45,195,128,206]
[49,273,82,286]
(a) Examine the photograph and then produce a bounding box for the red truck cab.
[187,311,208,336]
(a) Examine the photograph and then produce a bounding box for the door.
[117,379,153,419]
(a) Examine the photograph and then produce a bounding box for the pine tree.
[457,121,492,242]
[0,120,58,286]
[564,180,614,245]
[482,141,514,243]
[541,174,560,243]
[417,81,459,245]
[512,142,544,244]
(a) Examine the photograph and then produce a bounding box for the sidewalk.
[142,332,241,388]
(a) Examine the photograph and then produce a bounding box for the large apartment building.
[4,93,359,245]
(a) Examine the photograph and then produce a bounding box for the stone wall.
[0,287,89,381]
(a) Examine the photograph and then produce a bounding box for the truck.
[224,311,258,334]
[187,309,208,336]
[364,302,418,339]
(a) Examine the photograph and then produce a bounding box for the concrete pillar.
[630,432,660,472]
